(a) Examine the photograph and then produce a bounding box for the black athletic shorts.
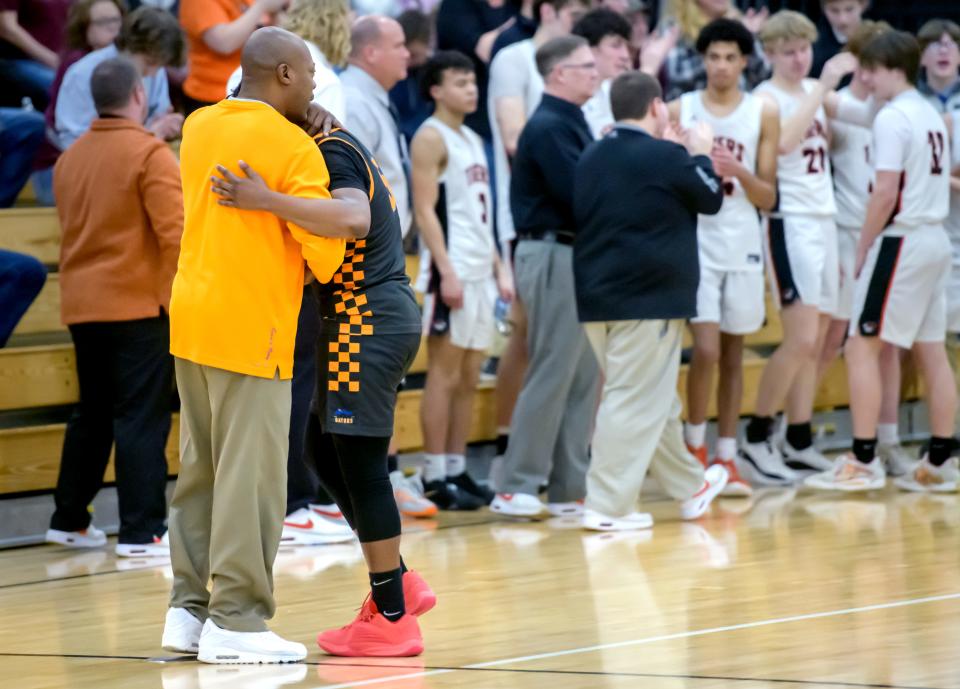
[313,331,421,437]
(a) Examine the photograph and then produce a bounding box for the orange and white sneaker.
[281,508,355,546]
[403,570,437,616]
[309,503,349,526]
[390,470,438,518]
[712,458,753,497]
[804,454,885,492]
[317,605,423,657]
[46,524,107,549]
[894,455,959,493]
[687,443,709,468]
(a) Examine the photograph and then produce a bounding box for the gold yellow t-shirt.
[170,98,345,379]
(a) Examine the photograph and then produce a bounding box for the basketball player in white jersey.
[667,18,779,497]
[806,31,958,492]
[739,11,855,485]
[487,0,588,475]
[816,21,916,477]
[411,51,514,509]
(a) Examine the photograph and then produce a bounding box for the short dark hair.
[66,0,128,51]
[860,30,921,84]
[610,70,661,121]
[917,18,960,53]
[91,55,141,114]
[116,6,185,68]
[695,18,754,56]
[420,50,475,101]
[535,34,588,78]
[398,9,431,46]
[571,8,630,47]
[534,0,586,22]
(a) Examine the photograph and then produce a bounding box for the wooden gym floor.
[2,488,960,689]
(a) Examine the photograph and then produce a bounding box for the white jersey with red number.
[416,116,495,288]
[680,90,764,271]
[756,78,836,217]
[830,88,874,231]
[873,88,950,229]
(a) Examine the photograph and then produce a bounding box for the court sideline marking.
[318,591,960,689]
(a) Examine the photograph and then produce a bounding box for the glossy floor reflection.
[2,490,959,689]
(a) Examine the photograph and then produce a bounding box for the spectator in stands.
[661,0,769,101]
[0,106,43,207]
[55,6,184,150]
[390,9,435,143]
[46,56,183,558]
[811,0,867,78]
[342,15,412,236]
[179,0,287,114]
[32,0,126,207]
[227,0,350,121]
[436,0,519,139]
[574,8,632,137]
[491,0,537,60]
[0,249,45,346]
[0,0,71,109]
[917,19,960,113]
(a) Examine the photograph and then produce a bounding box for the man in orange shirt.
[179,0,288,113]
[160,27,345,664]
[46,55,182,558]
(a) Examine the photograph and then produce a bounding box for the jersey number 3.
[928,131,945,176]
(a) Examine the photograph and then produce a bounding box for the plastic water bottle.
[494,297,512,336]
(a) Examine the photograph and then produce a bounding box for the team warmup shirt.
[680,90,764,272]
[756,78,836,217]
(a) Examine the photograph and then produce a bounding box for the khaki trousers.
[583,319,704,517]
[168,358,291,632]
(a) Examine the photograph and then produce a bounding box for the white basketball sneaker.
[582,508,654,531]
[680,464,729,520]
[804,454,886,492]
[878,443,917,477]
[197,619,307,664]
[490,493,549,518]
[46,524,107,549]
[737,440,798,486]
[281,508,355,546]
[116,531,170,558]
[547,500,585,517]
[781,440,833,474]
[162,607,203,654]
[894,455,959,493]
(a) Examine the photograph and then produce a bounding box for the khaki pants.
[583,319,704,517]
[168,358,291,632]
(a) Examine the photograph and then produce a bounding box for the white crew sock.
[684,422,707,449]
[877,423,899,446]
[423,453,447,483]
[716,437,737,461]
[446,453,466,477]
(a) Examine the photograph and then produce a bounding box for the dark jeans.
[0,249,46,345]
[50,316,173,544]
[287,286,333,513]
[0,59,54,109]
[0,108,45,208]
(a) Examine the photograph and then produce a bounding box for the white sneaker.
[547,500,584,517]
[737,441,798,486]
[390,470,438,518]
[309,503,349,526]
[582,508,654,531]
[490,492,549,518]
[781,440,833,474]
[680,464,729,520]
[196,619,306,664]
[804,454,886,492]
[281,508,355,546]
[116,531,169,558]
[878,443,916,477]
[162,607,203,654]
[46,525,107,548]
[894,455,959,493]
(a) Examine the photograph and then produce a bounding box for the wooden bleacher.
[0,207,849,497]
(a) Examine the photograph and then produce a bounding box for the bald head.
[348,15,409,90]
[240,26,311,84]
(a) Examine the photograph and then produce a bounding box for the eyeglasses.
[90,16,123,27]
[557,61,597,71]
[925,37,959,52]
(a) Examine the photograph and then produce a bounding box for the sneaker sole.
[399,506,438,518]
[280,532,355,546]
[409,590,437,616]
[115,546,169,558]
[45,529,106,549]
[894,479,958,493]
[804,478,886,492]
[197,649,306,664]
[490,504,550,520]
[738,455,795,486]
[316,637,423,657]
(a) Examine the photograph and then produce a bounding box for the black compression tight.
[305,414,400,543]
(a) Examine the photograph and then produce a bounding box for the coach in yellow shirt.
[162,28,344,664]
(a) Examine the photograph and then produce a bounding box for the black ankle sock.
[496,434,509,456]
[387,454,399,474]
[369,566,405,621]
[746,416,774,444]
[852,438,877,464]
[928,436,953,466]
[399,556,408,574]
[786,423,813,450]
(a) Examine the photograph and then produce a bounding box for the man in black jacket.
[573,71,728,532]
